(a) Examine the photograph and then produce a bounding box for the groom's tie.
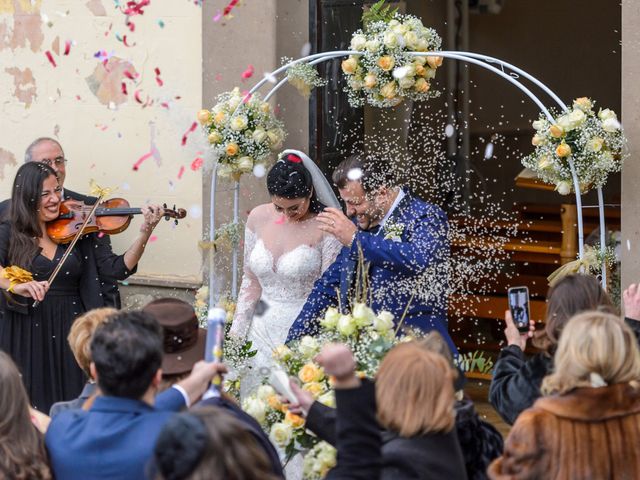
[339,224,383,312]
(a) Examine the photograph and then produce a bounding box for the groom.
[286,154,454,352]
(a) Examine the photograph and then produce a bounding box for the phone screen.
[508,286,530,333]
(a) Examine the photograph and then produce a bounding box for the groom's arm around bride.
[286,155,452,350]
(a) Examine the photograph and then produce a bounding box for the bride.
[229,149,342,392]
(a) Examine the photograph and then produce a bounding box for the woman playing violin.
[0,162,164,412]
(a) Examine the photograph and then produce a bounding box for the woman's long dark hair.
[266,153,324,213]
[0,352,52,479]
[8,162,58,269]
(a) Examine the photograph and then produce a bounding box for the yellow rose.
[260,102,271,113]
[549,124,564,138]
[414,78,430,93]
[426,56,443,68]
[424,67,437,80]
[208,131,222,144]
[318,391,336,408]
[197,109,211,125]
[364,73,377,89]
[229,115,248,131]
[378,55,395,71]
[298,363,324,384]
[302,381,324,398]
[341,57,358,75]
[380,81,397,100]
[225,143,239,156]
[573,97,592,112]
[414,64,426,77]
[413,56,427,66]
[284,411,305,429]
[272,344,292,361]
[267,394,283,411]
[555,143,571,158]
[531,134,544,146]
[257,385,276,401]
[213,111,226,125]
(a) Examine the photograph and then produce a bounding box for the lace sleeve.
[321,234,343,273]
[229,226,261,340]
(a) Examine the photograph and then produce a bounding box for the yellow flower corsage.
[1,266,33,293]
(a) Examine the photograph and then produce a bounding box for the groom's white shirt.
[378,188,405,231]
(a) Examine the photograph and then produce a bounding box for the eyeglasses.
[40,156,67,167]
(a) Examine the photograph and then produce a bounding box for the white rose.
[424,67,437,80]
[352,303,375,327]
[567,109,586,128]
[230,115,248,131]
[267,129,283,148]
[556,181,572,195]
[602,117,621,133]
[392,65,415,79]
[532,119,546,131]
[388,19,400,27]
[383,31,398,48]
[298,335,320,359]
[415,38,430,52]
[350,34,367,51]
[318,391,336,408]
[269,422,293,448]
[337,314,357,337]
[537,156,553,170]
[374,311,395,332]
[413,55,427,66]
[392,24,408,35]
[557,114,573,131]
[398,76,415,89]
[252,128,267,143]
[237,156,254,172]
[228,95,242,111]
[318,448,337,470]
[320,307,340,330]
[587,137,604,152]
[598,108,617,121]
[257,385,276,401]
[403,31,419,49]
[365,39,380,52]
[242,397,267,424]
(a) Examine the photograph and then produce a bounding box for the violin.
[47,198,187,244]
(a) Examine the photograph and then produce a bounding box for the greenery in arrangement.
[197,88,286,179]
[522,97,626,195]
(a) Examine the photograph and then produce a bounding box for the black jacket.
[489,317,640,425]
[0,189,125,308]
[309,395,482,480]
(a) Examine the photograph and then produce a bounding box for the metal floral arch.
[207,49,609,308]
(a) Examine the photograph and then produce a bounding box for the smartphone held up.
[508,286,531,333]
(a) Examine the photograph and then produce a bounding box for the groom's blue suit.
[287,191,455,352]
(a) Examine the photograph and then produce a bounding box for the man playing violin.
[0,137,125,308]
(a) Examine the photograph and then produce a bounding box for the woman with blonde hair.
[0,351,52,479]
[489,311,640,479]
[375,342,467,479]
[49,307,117,417]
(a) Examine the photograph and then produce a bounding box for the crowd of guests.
[2,273,640,479]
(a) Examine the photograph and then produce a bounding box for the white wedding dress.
[230,203,342,392]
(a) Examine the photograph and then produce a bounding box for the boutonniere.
[383,222,405,242]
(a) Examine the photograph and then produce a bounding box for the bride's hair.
[266,153,324,213]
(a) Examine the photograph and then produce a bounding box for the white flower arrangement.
[303,442,337,480]
[342,1,443,108]
[522,97,626,194]
[197,87,286,179]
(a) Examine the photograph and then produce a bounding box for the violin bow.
[32,196,104,308]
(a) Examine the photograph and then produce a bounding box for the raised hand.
[503,309,535,351]
[623,283,640,321]
[317,208,358,246]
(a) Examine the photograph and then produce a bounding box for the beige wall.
[0,1,204,290]
[622,0,639,289]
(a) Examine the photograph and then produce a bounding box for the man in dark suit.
[45,310,226,480]
[287,154,454,352]
[0,137,124,307]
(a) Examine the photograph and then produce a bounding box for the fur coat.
[488,382,640,479]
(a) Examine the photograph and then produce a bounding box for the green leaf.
[362,0,398,29]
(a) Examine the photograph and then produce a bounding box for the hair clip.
[287,154,302,163]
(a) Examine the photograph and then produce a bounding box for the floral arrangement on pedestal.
[342,0,443,108]
[197,87,286,179]
[242,302,404,478]
[522,97,626,195]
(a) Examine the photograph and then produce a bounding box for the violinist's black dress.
[0,222,135,412]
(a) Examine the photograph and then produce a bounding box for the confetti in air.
[181,122,198,146]
[45,51,57,67]
[241,64,254,81]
